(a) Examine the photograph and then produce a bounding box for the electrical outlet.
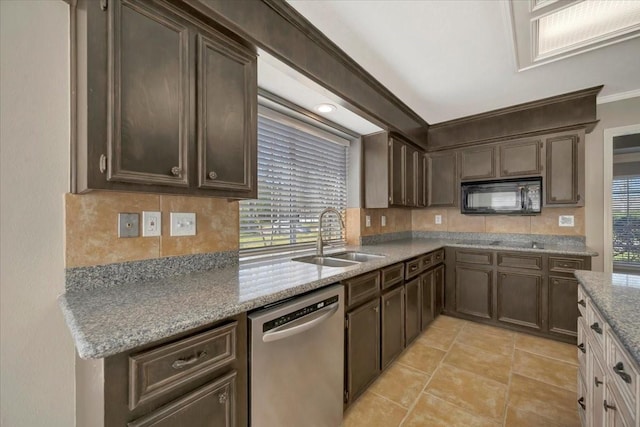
[365,215,371,227]
[435,215,442,225]
[170,212,196,236]
[559,215,575,227]
[118,213,139,238]
[142,211,161,237]
[381,215,386,227]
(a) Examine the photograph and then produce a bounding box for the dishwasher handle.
[262,302,340,343]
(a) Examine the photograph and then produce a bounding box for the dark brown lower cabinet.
[548,275,579,338]
[434,265,444,316]
[404,277,421,345]
[345,298,381,404]
[454,266,493,320]
[381,286,405,369]
[497,271,542,331]
[128,372,236,427]
[420,270,435,329]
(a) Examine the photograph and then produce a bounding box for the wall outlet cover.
[170,212,196,236]
[381,215,386,227]
[142,211,161,237]
[435,215,442,225]
[559,215,575,227]
[118,213,139,238]
[365,215,371,227]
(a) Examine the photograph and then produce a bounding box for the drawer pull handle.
[410,265,418,272]
[218,391,228,404]
[172,351,207,369]
[578,299,586,307]
[590,322,602,334]
[578,397,585,410]
[603,400,616,412]
[594,376,603,387]
[577,343,586,354]
[373,306,379,313]
[613,362,632,384]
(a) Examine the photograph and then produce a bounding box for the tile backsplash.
[65,192,239,268]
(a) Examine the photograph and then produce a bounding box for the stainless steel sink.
[292,255,359,268]
[329,251,386,262]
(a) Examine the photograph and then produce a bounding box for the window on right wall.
[612,175,640,273]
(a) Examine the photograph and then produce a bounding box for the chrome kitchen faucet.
[316,208,345,257]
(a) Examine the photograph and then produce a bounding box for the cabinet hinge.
[100,0,108,11]
[99,154,107,174]
[344,390,349,403]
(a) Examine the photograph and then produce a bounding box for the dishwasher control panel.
[263,295,339,332]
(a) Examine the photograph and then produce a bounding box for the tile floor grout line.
[501,331,517,426]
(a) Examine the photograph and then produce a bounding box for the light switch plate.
[559,215,575,227]
[170,212,196,236]
[365,215,371,227]
[118,213,139,238]
[142,211,161,237]
[381,215,386,227]
[435,215,442,225]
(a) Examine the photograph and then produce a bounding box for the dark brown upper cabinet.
[545,131,585,206]
[499,139,542,177]
[363,132,426,208]
[428,151,458,207]
[459,146,496,181]
[73,0,257,199]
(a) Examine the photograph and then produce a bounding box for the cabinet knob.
[577,397,585,410]
[208,171,218,180]
[577,343,586,354]
[613,362,632,384]
[218,391,228,404]
[594,376,603,387]
[170,166,182,177]
[578,299,586,307]
[373,306,379,313]
[603,400,616,412]
[99,154,107,174]
[590,322,603,334]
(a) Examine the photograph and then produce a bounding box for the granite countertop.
[60,237,597,359]
[574,271,640,367]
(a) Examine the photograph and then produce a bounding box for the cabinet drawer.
[128,371,236,427]
[432,249,444,264]
[405,258,422,279]
[419,253,434,271]
[577,285,587,319]
[344,271,380,308]
[586,303,606,357]
[455,250,493,265]
[381,263,404,290]
[497,252,542,270]
[549,257,584,274]
[607,330,638,414]
[129,322,237,410]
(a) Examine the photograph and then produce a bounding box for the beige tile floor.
[343,315,580,427]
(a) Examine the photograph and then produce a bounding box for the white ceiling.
[287,0,640,124]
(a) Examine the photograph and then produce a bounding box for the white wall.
[0,1,75,426]
[585,96,640,272]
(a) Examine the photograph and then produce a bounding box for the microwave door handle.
[520,188,526,211]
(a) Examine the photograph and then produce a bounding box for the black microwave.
[461,177,542,215]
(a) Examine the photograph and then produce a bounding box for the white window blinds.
[239,112,348,252]
[612,175,640,267]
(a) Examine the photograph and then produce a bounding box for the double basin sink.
[293,251,385,268]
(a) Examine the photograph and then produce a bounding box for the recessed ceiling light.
[315,103,337,113]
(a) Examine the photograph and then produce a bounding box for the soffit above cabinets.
[287,0,640,124]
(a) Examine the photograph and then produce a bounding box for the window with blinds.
[239,111,348,252]
[612,175,640,268]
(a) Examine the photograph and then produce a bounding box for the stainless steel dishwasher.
[249,284,344,427]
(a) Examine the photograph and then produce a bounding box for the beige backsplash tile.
[531,208,584,235]
[345,208,361,245]
[485,215,531,234]
[447,208,486,232]
[65,192,160,268]
[412,208,448,231]
[160,195,239,256]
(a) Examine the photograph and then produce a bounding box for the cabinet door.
[497,271,542,331]
[389,138,405,205]
[197,32,256,194]
[404,145,417,207]
[548,276,578,338]
[108,0,190,187]
[128,372,236,427]
[420,271,435,329]
[428,151,458,207]
[417,152,427,207]
[545,134,581,205]
[591,354,606,427]
[454,266,493,320]
[346,298,381,404]
[459,146,496,180]
[381,286,405,369]
[499,140,542,177]
[434,265,445,316]
[405,277,421,345]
